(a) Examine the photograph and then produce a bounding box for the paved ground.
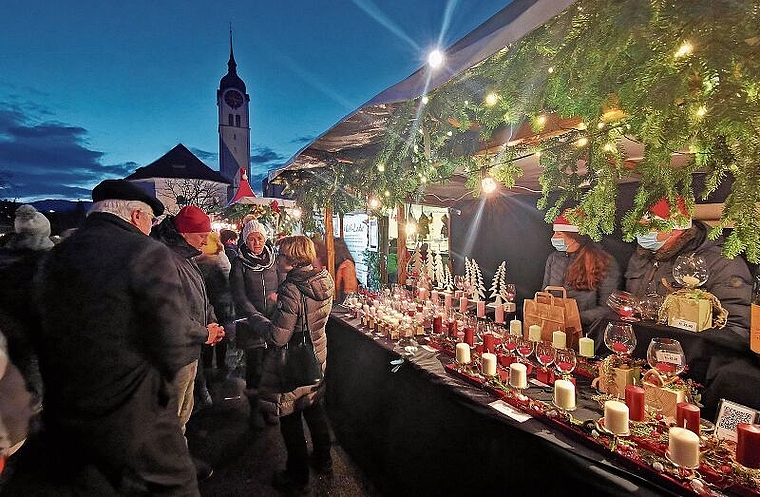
[189,369,380,496]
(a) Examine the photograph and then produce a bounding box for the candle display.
[676,402,700,434]
[455,343,471,364]
[495,304,505,323]
[604,400,630,435]
[464,326,475,347]
[528,324,542,342]
[477,300,486,318]
[481,353,497,376]
[483,332,495,353]
[668,427,700,468]
[736,424,760,469]
[624,385,646,422]
[459,296,468,313]
[554,379,576,411]
[552,330,567,350]
[444,293,453,309]
[431,290,439,304]
[509,319,522,337]
[432,314,443,334]
[448,317,458,337]
[509,363,527,389]
[578,337,595,358]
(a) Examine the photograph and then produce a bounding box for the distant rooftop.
[126,143,230,183]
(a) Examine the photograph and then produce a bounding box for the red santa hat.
[553,209,580,232]
[647,197,692,230]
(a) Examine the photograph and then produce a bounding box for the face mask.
[551,237,568,252]
[636,231,666,251]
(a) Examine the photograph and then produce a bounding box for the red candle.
[432,315,442,334]
[448,319,458,337]
[464,327,475,346]
[736,424,760,469]
[624,385,646,422]
[483,333,495,353]
[676,402,700,434]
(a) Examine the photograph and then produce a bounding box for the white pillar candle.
[455,343,471,364]
[509,363,528,389]
[477,300,486,318]
[431,290,439,304]
[495,304,505,323]
[509,319,522,336]
[604,400,630,435]
[444,293,452,309]
[578,337,595,358]
[554,379,576,410]
[528,324,542,342]
[481,352,497,377]
[552,330,567,350]
[668,427,700,468]
[459,296,468,313]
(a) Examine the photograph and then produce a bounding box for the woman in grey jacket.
[543,210,620,327]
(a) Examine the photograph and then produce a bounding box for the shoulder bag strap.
[300,294,313,345]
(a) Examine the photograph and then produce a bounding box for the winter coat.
[625,221,752,339]
[0,330,33,454]
[196,252,236,325]
[542,246,621,327]
[31,212,203,493]
[246,266,334,417]
[230,241,279,348]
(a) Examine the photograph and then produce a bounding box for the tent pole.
[325,207,336,282]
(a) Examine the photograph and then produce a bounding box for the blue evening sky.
[0,1,508,201]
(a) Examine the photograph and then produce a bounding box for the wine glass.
[501,333,518,357]
[554,348,577,377]
[603,322,637,357]
[516,336,534,361]
[503,283,516,302]
[646,338,686,377]
[673,254,708,288]
[535,342,556,369]
[607,290,642,322]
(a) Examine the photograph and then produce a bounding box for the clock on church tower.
[224,89,243,109]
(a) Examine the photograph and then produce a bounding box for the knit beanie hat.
[553,209,580,232]
[242,220,269,241]
[647,197,692,230]
[13,205,54,250]
[174,205,211,233]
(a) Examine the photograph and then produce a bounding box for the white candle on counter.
[604,400,630,435]
[459,296,468,313]
[477,300,486,318]
[528,324,542,342]
[554,379,576,410]
[495,304,505,323]
[509,363,527,389]
[444,293,453,309]
[668,427,700,468]
[552,330,567,350]
[455,343,471,364]
[481,353,497,377]
[578,336,595,358]
[509,319,522,336]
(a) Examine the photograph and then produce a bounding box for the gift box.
[644,384,687,418]
[597,366,640,398]
[666,295,712,332]
[536,368,575,386]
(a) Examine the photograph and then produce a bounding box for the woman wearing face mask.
[542,210,621,326]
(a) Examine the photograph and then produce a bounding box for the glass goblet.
[501,333,518,357]
[554,348,577,377]
[646,337,686,377]
[603,321,637,357]
[607,290,641,322]
[535,341,556,369]
[516,337,534,361]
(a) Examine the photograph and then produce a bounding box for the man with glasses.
[6,179,220,495]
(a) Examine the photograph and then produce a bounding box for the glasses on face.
[138,210,158,225]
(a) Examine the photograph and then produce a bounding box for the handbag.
[278,294,323,391]
[522,286,582,349]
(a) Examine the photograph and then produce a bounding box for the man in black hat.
[4,179,222,495]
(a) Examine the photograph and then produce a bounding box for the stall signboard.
[342,213,374,287]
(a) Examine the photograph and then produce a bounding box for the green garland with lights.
[283,0,760,261]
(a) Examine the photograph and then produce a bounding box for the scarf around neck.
[238,241,275,272]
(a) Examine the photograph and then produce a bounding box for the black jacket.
[230,241,279,348]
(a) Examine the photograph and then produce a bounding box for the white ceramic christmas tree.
[425,252,435,281]
[433,253,445,288]
[490,261,508,300]
[443,264,454,291]
[470,259,486,301]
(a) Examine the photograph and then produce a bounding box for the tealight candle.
[477,300,486,318]
[444,293,453,309]
[554,379,576,411]
[509,319,522,337]
[459,296,468,313]
[481,352,497,377]
[495,304,505,323]
[736,424,760,469]
[528,325,542,342]
[578,336,595,358]
[455,343,471,364]
[552,330,567,350]
[509,363,527,389]
[676,402,701,434]
[624,385,646,422]
[604,400,630,435]
[668,427,700,468]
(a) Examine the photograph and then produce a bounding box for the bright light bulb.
[291,207,303,219]
[428,49,444,69]
[377,164,385,172]
[406,223,417,235]
[695,105,707,118]
[536,115,547,126]
[535,151,542,158]
[575,137,589,148]
[675,42,693,58]
[384,190,390,197]
[421,95,429,105]
[446,131,453,136]
[368,197,381,209]
[548,67,554,73]
[485,93,498,106]
[481,176,497,194]
[597,122,605,129]
[603,143,617,152]
[578,121,587,130]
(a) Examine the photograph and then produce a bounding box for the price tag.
[656,350,682,365]
[670,318,697,332]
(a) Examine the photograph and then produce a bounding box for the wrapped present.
[666,295,712,332]
[593,361,640,398]
[642,369,688,417]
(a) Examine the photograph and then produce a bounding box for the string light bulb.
[574,137,589,148]
[481,176,497,194]
[675,42,693,58]
[377,164,385,172]
[536,115,547,126]
[428,49,444,69]
[421,95,429,105]
[485,93,498,106]
[548,67,554,74]
[368,197,381,210]
[603,142,617,152]
[695,105,708,118]
[291,207,303,220]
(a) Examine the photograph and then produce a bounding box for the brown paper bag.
[523,286,582,349]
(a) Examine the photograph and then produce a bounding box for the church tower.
[217,29,251,198]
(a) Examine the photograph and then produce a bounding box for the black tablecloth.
[324,309,685,497]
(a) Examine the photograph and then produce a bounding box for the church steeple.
[227,27,237,74]
[219,28,246,93]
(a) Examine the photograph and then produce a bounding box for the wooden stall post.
[378,215,389,286]
[397,204,408,286]
[325,207,336,282]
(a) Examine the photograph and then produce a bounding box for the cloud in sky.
[0,103,134,200]
[189,147,218,164]
[289,135,314,145]
[250,146,286,168]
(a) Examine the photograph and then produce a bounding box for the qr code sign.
[716,399,760,442]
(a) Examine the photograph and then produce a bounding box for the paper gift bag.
[666,295,712,332]
[523,286,582,349]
